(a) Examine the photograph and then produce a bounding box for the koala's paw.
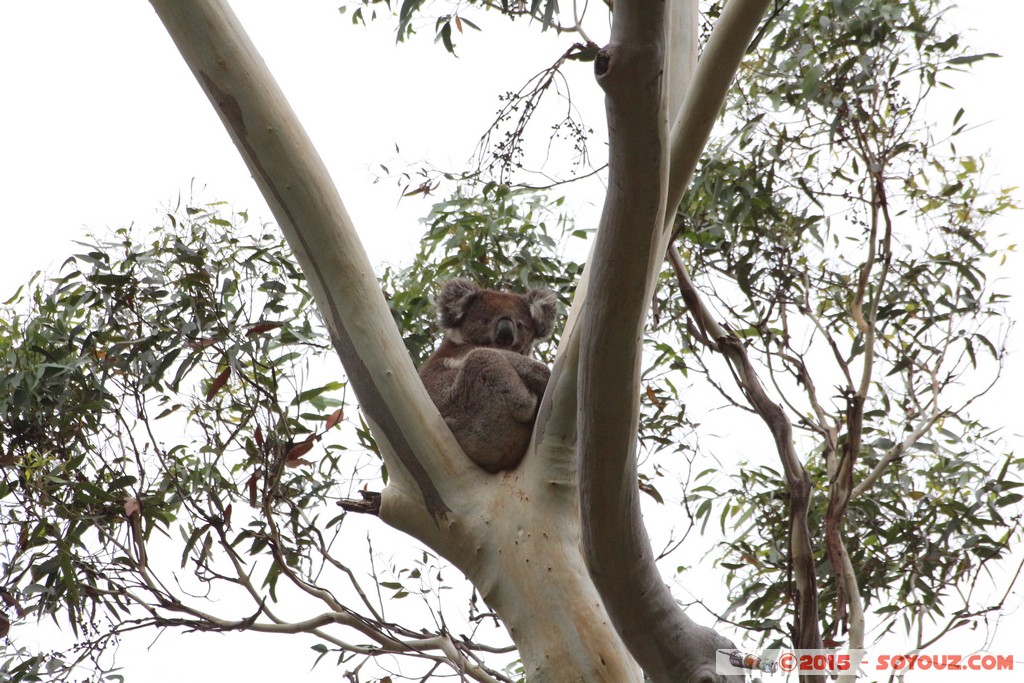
[514,356,551,396]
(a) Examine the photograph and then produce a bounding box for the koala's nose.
[495,318,516,346]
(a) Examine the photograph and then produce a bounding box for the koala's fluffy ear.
[527,288,558,340]
[437,279,480,329]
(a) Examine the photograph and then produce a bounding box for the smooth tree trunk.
[573,1,772,681]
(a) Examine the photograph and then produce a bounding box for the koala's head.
[437,279,558,354]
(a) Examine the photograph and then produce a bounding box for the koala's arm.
[493,350,551,396]
[450,348,550,424]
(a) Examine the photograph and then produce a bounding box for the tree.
[2,1,1019,683]
[672,2,1020,665]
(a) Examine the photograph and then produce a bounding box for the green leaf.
[947,53,1000,66]
[435,20,454,54]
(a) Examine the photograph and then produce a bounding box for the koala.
[419,279,558,472]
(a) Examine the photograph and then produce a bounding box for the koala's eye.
[516,321,526,330]
[479,317,491,325]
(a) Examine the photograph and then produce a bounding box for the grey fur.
[419,279,558,472]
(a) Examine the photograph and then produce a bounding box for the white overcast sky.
[2,2,1023,681]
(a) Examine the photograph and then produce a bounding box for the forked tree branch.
[149,6,641,680]
[827,174,894,676]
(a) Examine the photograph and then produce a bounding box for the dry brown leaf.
[205,367,231,401]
